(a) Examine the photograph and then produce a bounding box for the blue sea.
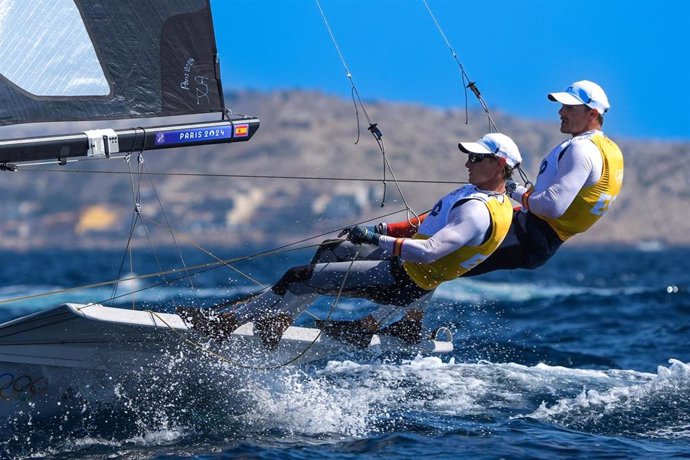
[1,245,689,459]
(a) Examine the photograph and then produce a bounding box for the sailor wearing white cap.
[463,80,624,276]
[182,133,522,349]
[547,80,610,116]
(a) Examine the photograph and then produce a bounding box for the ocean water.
[0,245,688,459]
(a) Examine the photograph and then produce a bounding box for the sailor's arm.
[382,213,428,237]
[512,141,599,218]
[338,213,428,242]
[378,200,489,263]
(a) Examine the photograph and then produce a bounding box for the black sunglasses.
[468,153,495,163]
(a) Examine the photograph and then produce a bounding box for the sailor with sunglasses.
[308,133,521,346]
[464,80,624,276]
[252,133,521,348]
[180,133,522,349]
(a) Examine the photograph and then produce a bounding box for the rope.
[0,207,409,307]
[517,166,533,189]
[110,153,145,307]
[421,0,499,133]
[141,160,201,306]
[421,1,533,186]
[314,0,418,221]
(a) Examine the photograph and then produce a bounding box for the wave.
[244,357,688,441]
[5,354,687,458]
[526,359,690,439]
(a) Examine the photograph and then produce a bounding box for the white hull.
[0,303,452,420]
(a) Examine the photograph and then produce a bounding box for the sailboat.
[0,0,451,420]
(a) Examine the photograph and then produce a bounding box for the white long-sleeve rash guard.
[378,199,491,264]
[527,131,603,219]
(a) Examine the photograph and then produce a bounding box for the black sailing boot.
[315,317,377,349]
[378,310,424,345]
[177,307,239,342]
[253,313,293,350]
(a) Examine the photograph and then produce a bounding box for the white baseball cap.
[548,80,610,115]
[458,132,522,169]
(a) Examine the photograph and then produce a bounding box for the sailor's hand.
[506,182,530,203]
[338,223,386,239]
[505,180,518,195]
[345,225,381,245]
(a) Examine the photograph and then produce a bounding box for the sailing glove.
[344,226,381,245]
[505,180,518,195]
[339,223,385,238]
[505,180,530,203]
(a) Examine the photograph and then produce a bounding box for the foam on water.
[219,356,688,441]
[4,351,689,458]
[23,428,186,459]
[195,356,647,439]
[527,359,690,439]
[241,368,375,437]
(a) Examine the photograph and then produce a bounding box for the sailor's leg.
[462,210,527,276]
[368,290,435,325]
[311,259,394,290]
[316,296,433,348]
[373,291,435,344]
[464,210,564,276]
[230,259,392,349]
[222,289,316,350]
[316,269,435,347]
[231,286,318,325]
[522,212,564,269]
[253,258,399,349]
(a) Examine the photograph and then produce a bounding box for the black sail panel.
[160,6,223,116]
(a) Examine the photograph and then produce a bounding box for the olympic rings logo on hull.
[0,373,47,401]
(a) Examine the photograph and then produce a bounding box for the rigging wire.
[139,215,268,290]
[141,159,202,305]
[0,207,408,307]
[314,0,420,226]
[124,154,199,309]
[19,167,468,186]
[111,151,185,311]
[421,0,499,133]
[421,0,533,186]
[111,152,145,308]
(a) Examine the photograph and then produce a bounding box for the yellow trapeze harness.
[403,185,513,290]
[542,134,624,241]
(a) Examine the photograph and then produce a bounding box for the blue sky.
[211,0,690,141]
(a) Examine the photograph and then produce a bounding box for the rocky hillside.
[0,90,688,250]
